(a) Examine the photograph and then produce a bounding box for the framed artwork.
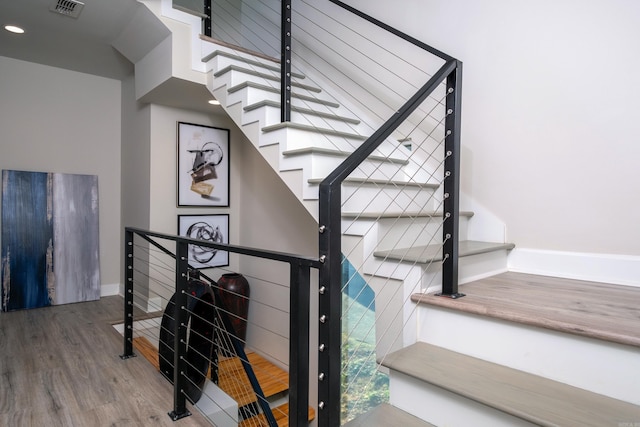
[178,214,229,268]
[177,122,230,207]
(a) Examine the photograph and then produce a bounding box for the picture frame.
[178,214,229,268]
[177,122,230,207]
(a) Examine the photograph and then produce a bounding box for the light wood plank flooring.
[0,296,210,426]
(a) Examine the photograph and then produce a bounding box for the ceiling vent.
[50,0,85,19]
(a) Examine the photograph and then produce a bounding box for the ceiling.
[0,0,220,113]
[0,0,140,79]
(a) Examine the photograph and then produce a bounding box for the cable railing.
[311,2,463,426]
[175,1,462,425]
[120,227,320,426]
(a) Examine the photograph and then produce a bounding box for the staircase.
[199,38,640,427]
[201,39,513,286]
[201,41,513,359]
[376,273,640,426]
[132,3,639,426]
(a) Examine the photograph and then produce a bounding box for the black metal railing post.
[289,261,311,426]
[168,241,192,421]
[281,0,292,122]
[317,183,343,427]
[120,229,136,359]
[203,0,211,37]
[439,61,464,298]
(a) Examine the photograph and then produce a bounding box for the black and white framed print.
[177,122,230,207]
[178,214,229,268]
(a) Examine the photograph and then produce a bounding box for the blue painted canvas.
[1,170,101,311]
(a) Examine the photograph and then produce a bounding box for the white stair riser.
[288,110,360,134]
[375,215,469,252]
[280,153,409,181]
[362,274,419,357]
[341,252,510,371]
[214,68,281,93]
[260,126,365,151]
[340,184,438,214]
[343,216,470,257]
[417,305,640,405]
[364,249,509,287]
[213,67,325,102]
[205,53,279,78]
[242,103,363,135]
[221,83,339,118]
[389,371,537,427]
[278,157,414,201]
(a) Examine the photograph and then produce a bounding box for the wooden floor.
[0,296,210,426]
[412,271,640,348]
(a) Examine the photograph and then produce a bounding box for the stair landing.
[412,271,640,348]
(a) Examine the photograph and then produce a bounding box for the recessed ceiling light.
[208,99,221,106]
[4,25,25,34]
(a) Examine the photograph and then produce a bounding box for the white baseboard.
[101,283,121,297]
[508,248,640,288]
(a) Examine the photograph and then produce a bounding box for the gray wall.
[335,0,640,256]
[0,56,122,294]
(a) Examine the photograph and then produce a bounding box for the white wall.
[336,0,640,258]
[236,132,319,413]
[139,100,319,409]
[0,56,122,295]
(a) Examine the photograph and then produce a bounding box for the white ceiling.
[0,0,142,79]
[0,0,219,113]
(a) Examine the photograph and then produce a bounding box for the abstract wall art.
[1,170,101,312]
[177,122,230,207]
[178,214,229,268]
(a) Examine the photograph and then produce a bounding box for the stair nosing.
[281,147,410,165]
[262,122,367,140]
[214,64,320,93]
[227,81,340,108]
[342,210,474,219]
[373,240,515,264]
[381,342,640,426]
[202,49,306,79]
[244,100,361,125]
[342,403,435,427]
[411,271,640,348]
[308,177,439,189]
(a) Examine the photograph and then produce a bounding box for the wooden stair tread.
[342,210,474,219]
[132,336,160,370]
[239,402,315,427]
[342,403,435,427]
[373,240,515,264]
[307,177,439,189]
[411,271,640,348]
[217,351,289,407]
[281,147,409,165]
[131,337,290,408]
[381,342,640,426]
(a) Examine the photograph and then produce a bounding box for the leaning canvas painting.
[1,170,101,311]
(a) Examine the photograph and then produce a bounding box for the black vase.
[217,273,250,349]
